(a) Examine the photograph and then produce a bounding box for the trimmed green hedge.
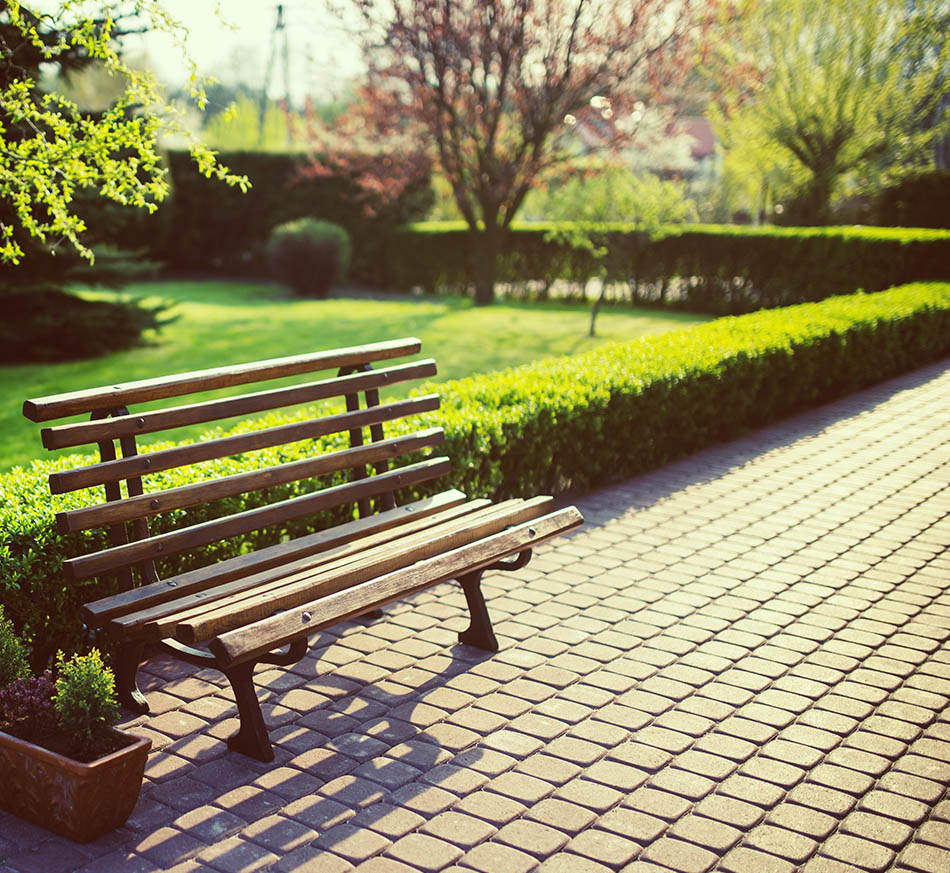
[2,283,949,668]
[384,222,950,314]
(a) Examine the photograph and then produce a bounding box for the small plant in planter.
[0,607,151,842]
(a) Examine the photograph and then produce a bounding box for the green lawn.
[2,279,709,470]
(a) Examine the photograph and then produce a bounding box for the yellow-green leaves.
[0,1,249,264]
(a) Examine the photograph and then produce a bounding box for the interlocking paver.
[819,834,896,872]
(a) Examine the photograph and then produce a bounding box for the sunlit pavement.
[2,359,948,873]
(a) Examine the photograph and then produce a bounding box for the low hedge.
[383,222,950,314]
[2,282,949,668]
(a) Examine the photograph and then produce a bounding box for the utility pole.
[259,4,292,147]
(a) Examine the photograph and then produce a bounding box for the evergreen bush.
[266,218,352,298]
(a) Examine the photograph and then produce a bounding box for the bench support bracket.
[221,639,310,762]
[457,549,532,653]
[115,641,150,714]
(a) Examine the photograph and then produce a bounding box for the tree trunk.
[472,225,501,306]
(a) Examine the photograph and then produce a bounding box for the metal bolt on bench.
[23,338,583,762]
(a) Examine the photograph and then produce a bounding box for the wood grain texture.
[48,394,440,495]
[118,497,511,641]
[170,497,554,643]
[81,490,469,628]
[65,457,451,581]
[209,506,584,667]
[23,338,422,422]
[40,360,437,450]
[57,428,445,534]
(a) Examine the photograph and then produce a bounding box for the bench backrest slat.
[26,338,449,594]
[49,395,439,494]
[23,338,422,422]
[66,457,452,582]
[57,428,445,534]
[40,360,436,451]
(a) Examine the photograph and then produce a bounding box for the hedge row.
[384,222,950,314]
[2,283,949,667]
[71,150,432,280]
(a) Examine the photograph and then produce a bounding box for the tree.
[340,0,712,304]
[0,1,247,266]
[536,160,698,335]
[713,0,950,225]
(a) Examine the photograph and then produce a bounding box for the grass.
[1,279,709,470]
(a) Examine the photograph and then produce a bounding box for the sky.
[134,1,363,105]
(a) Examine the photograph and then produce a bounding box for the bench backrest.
[23,338,448,592]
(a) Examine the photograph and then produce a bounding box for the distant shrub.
[267,218,352,298]
[0,287,171,364]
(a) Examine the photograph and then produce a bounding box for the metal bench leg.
[457,570,499,652]
[223,661,274,763]
[115,641,149,714]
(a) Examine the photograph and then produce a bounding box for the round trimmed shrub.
[266,218,352,298]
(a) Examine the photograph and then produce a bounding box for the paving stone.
[718,774,786,808]
[383,833,462,871]
[840,811,914,849]
[453,791,528,826]
[807,764,875,796]
[623,786,692,821]
[694,794,765,829]
[569,829,641,867]
[353,804,425,840]
[495,820,569,858]
[878,771,945,804]
[918,820,950,849]
[537,855,614,873]
[858,790,931,826]
[389,783,457,816]
[767,803,838,840]
[419,811,496,848]
[462,841,539,873]
[899,842,950,872]
[649,767,716,802]
[640,836,719,873]
[669,814,743,852]
[515,753,582,785]
[819,834,896,872]
[748,822,822,864]
[134,827,207,867]
[313,823,391,864]
[720,846,796,873]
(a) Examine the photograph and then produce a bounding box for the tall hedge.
[383,222,950,314]
[80,150,432,280]
[2,283,948,667]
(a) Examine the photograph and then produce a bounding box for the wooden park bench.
[23,338,583,762]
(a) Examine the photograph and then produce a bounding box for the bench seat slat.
[23,338,422,423]
[81,489,469,628]
[165,497,553,644]
[41,360,437,451]
[49,395,440,495]
[106,498,498,638]
[66,457,452,581]
[57,428,445,534]
[209,506,584,668]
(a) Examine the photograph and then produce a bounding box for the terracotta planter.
[0,729,151,843]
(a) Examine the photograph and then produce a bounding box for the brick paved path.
[1,360,948,873]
